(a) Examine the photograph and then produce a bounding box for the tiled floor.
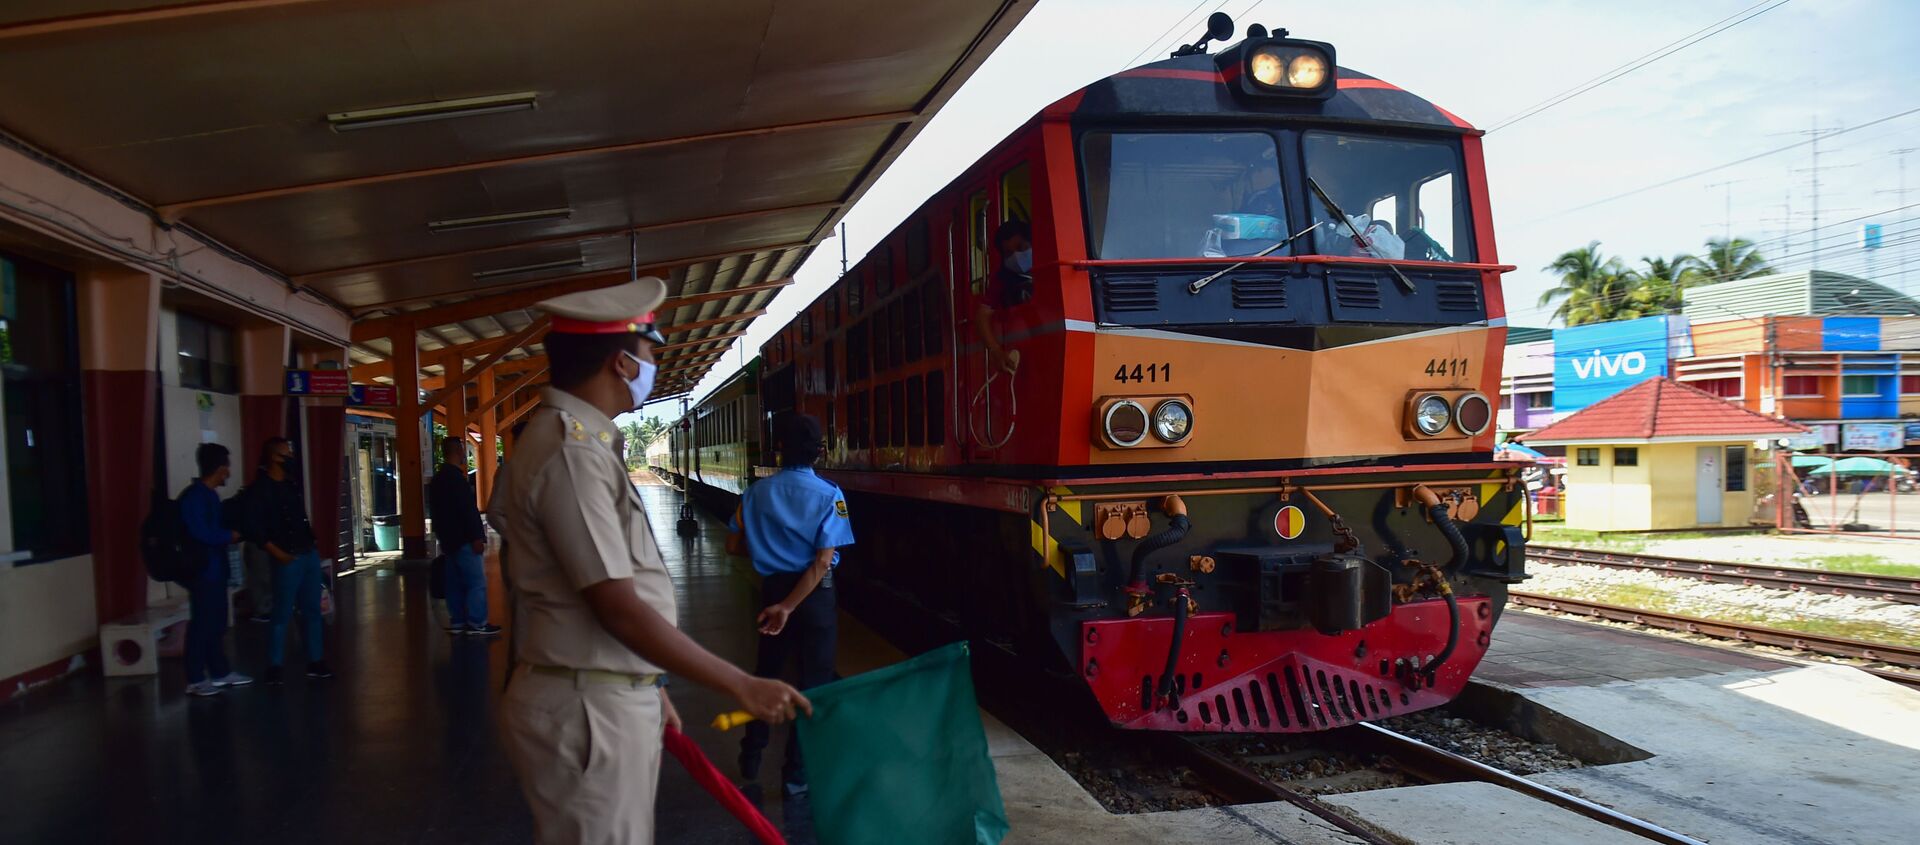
[1477,610,1789,688]
[0,479,824,845]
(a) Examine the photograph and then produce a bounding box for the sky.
[630,0,1920,424]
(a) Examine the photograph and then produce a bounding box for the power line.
[1122,0,1218,70]
[1543,104,1920,219]
[1488,0,1793,133]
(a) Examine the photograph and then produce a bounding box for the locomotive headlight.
[1151,399,1194,443]
[1250,50,1285,86]
[1287,53,1327,88]
[1104,400,1149,447]
[1413,394,1452,436]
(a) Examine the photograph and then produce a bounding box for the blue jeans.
[446,544,489,627]
[268,550,325,666]
[184,563,231,684]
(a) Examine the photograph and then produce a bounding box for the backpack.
[140,489,195,585]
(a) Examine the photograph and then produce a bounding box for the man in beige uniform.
[490,277,809,845]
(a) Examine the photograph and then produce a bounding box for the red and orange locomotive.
[668,23,1528,733]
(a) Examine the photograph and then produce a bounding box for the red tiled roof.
[1517,378,1807,444]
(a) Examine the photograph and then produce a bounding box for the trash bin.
[372,514,400,551]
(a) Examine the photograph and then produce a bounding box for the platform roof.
[0,0,1031,402]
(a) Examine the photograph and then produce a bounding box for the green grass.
[1541,582,1920,649]
[1529,526,1649,553]
[1792,554,1920,577]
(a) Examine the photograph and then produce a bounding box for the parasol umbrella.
[1804,456,1912,477]
[1496,442,1547,461]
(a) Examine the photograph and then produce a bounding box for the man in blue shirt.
[180,443,251,697]
[729,411,854,796]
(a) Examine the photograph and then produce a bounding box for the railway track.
[1528,544,1920,605]
[1163,725,1707,845]
[1509,591,1920,689]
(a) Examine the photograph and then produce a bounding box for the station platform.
[1478,610,1790,688]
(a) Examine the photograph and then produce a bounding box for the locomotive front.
[1033,30,1529,732]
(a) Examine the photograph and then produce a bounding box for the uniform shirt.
[486,388,678,675]
[729,466,855,576]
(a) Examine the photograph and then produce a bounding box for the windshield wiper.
[1306,176,1416,293]
[1187,221,1324,294]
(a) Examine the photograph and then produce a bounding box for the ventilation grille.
[1102,277,1159,313]
[1333,276,1382,309]
[1231,276,1288,309]
[1187,663,1398,731]
[1436,279,1482,312]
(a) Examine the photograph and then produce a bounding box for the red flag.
[662,726,787,845]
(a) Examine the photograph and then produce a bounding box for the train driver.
[975,219,1033,374]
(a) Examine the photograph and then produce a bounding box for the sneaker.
[212,673,254,688]
[464,624,503,637]
[738,749,762,780]
[306,661,334,679]
[248,614,272,623]
[186,681,223,697]
[782,778,810,798]
[262,666,283,685]
[444,624,468,635]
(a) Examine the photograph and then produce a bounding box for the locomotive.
[663,19,1529,733]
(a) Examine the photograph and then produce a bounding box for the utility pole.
[1705,180,1741,247]
[1878,148,1917,291]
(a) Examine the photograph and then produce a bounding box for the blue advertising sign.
[1863,223,1884,250]
[1551,316,1688,419]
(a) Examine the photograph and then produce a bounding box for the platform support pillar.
[390,328,427,559]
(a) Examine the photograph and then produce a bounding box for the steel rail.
[1158,736,1396,845]
[1347,723,1710,845]
[1529,544,1920,605]
[1509,592,1920,685]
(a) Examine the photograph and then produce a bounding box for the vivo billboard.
[1551,316,1692,419]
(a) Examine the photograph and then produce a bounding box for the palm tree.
[1700,237,1771,284]
[1624,253,1706,315]
[1539,242,1635,326]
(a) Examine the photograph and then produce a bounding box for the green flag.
[795,641,1008,845]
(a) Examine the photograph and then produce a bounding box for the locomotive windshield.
[1081,131,1288,260]
[1081,130,1474,264]
[1301,131,1473,263]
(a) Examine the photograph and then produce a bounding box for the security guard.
[728,411,854,796]
[489,278,809,845]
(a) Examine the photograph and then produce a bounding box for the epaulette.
[552,407,614,446]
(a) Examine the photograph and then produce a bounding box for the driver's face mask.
[1008,248,1034,274]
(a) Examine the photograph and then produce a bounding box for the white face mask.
[1009,248,1033,274]
[620,351,657,410]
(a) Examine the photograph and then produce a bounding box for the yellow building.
[1520,378,1806,532]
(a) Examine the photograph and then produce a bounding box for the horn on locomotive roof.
[1171,11,1236,57]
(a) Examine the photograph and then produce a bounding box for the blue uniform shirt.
[730,466,855,576]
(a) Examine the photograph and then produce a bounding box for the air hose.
[1410,486,1467,683]
[1124,497,1192,591]
[1155,588,1191,703]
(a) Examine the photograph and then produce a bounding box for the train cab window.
[905,217,931,278]
[967,190,990,293]
[906,376,925,446]
[1302,131,1472,263]
[904,289,924,362]
[926,370,946,445]
[1081,131,1284,260]
[1000,163,1032,228]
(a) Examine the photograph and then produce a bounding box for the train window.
[926,370,946,445]
[1368,195,1398,234]
[1416,174,1457,261]
[967,190,990,293]
[1001,162,1032,225]
[826,284,841,329]
[888,299,906,370]
[890,380,907,447]
[906,375,925,446]
[1081,131,1284,259]
[801,310,814,345]
[874,243,895,297]
[847,322,869,382]
[873,305,892,374]
[905,217,931,277]
[904,288,924,362]
[849,266,865,315]
[1303,131,1473,262]
[923,282,944,357]
[874,382,892,447]
[824,339,837,392]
